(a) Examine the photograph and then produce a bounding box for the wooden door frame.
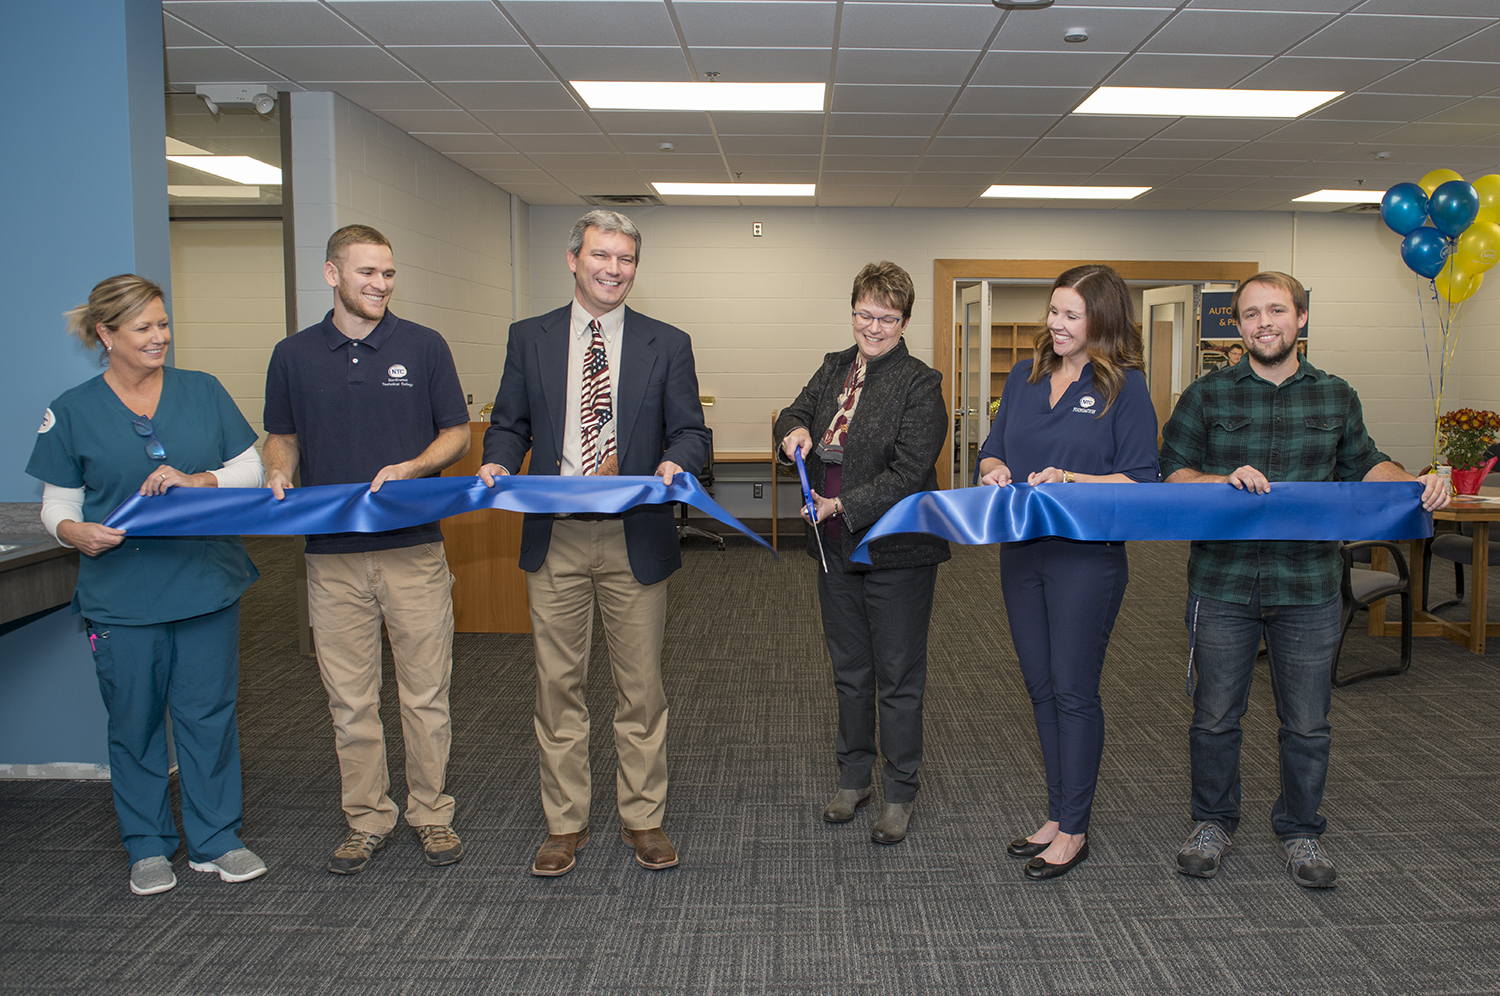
[932,258,1262,488]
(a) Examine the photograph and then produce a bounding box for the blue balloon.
[1401,226,1450,279]
[1380,182,1429,236]
[1429,179,1480,238]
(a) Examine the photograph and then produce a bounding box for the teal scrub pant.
[88,601,246,865]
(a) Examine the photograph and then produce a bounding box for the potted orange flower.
[1438,408,1500,494]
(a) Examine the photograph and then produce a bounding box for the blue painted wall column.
[0,0,169,772]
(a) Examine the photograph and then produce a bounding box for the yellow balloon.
[1474,173,1500,226]
[1435,258,1484,304]
[1456,221,1500,274]
[1420,168,1465,197]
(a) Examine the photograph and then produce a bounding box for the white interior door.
[953,283,990,488]
[1141,284,1197,424]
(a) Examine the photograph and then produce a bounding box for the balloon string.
[1420,279,1439,467]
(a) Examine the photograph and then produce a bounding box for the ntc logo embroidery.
[388,364,407,379]
[1079,396,1096,409]
[37,407,55,433]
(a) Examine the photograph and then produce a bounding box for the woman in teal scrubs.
[27,274,267,897]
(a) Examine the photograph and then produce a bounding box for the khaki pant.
[306,543,456,834]
[526,518,670,833]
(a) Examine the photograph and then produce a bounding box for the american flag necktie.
[580,319,615,474]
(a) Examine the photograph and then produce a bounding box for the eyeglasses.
[132,417,167,461]
[852,310,903,329]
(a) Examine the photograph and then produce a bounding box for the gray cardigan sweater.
[775,340,951,570]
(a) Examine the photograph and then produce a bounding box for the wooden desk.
[440,424,531,633]
[1371,489,1500,653]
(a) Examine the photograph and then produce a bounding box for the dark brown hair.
[1029,264,1143,416]
[1231,270,1308,320]
[850,260,915,320]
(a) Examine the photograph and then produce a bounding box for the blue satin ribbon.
[103,474,776,553]
[850,482,1433,564]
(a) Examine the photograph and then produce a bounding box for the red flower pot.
[1450,456,1498,495]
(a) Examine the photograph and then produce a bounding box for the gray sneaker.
[415,824,465,866]
[1176,821,1232,878]
[129,855,177,896]
[190,847,268,883]
[328,829,387,875]
[1283,836,1337,889]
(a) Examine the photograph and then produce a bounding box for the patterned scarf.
[817,354,867,465]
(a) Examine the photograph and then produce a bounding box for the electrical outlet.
[467,393,474,404]
[753,222,763,237]
[753,483,764,498]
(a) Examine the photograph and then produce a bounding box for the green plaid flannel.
[1159,358,1389,606]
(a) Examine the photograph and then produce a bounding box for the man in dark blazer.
[479,210,709,877]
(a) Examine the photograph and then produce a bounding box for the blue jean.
[1186,586,1341,840]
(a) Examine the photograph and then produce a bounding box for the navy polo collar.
[318,308,399,350]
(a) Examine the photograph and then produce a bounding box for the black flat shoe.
[1023,839,1090,881]
[1006,837,1049,859]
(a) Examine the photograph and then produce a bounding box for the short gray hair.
[568,209,642,262]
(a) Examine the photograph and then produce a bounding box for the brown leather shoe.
[531,828,588,877]
[621,827,679,870]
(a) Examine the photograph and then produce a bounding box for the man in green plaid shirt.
[1159,271,1449,891]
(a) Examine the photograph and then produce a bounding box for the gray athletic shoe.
[1177,821,1232,879]
[190,847,268,883]
[1283,836,1337,889]
[129,855,177,896]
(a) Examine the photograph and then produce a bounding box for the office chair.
[1332,541,1411,687]
[679,427,724,550]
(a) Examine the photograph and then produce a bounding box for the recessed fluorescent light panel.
[168,185,262,199]
[572,81,824,112]
[1075,87,1342,118]
[982,185,1150,200]
[653,183,816,197]
[1293,189,1384,204]
[167,155,282,185]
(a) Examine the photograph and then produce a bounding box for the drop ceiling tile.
[955,87,1090,115]
[823,187,904,206]
[825,135,925,156]
[1104,53,1271,88]
[1265,118,1403,142]
[1290,14,1485,60]
[390,46,552,82]
[1103,156,1212,174]
[468,168,548,185]
[164,1,367,46]
[1365,60,1500,97]
[674,1,837,48]
[893,188,981,207]
[1150,174,1249,189]
[1316,145,1439,165]
[501,1,680,46]
[541,46,694,82]
[440,81,582,111]
[240,47,420,82]
[415,133,520,155]
[438,152,535,169]
[822,154,918,172]
[1365,121,1500,145]
[1029,136,1140,157]
[592,111,715,135]
[827,113,944,137]
[1432,22,1500,62]
[1187,0,1355,11]
[1007,156,1115,173]
[1353,0,1500,17]
[310,82,460,110]
[375,109,484,132]
[1044,115,1171,140]
[1222,141,1354,160]
[498,183,582,204]
[612,134,721,154]
[508,135,618,156]
[914,156,1013,173]
[164,48,293,86]
[546,169,644,186]
[1276,160,1384,177]
[1151,118,1285,141]
[626,153,726,173]
[1308,92,1464,121]
[1236,56,1409,92]
[831,85,957,115]
[473,109,597,133]
[1130,138,1249,158]
[839,2,1005,51]
[687,48,833,83]
[1188,160,1284,176]
[1086,171,1178,185]
[926,136,1035,157]
[1144,9,1336,55]
[1421,97,1500,126]
[821,170,921,185]
[718,135,822,155]
[712,112,827,137]
[938,114,1059,138]
[970,51,1124,89]
[836,49,979,87]
[726,169,820,182]
[162,14,218,47]
[1241,176,1357,191]
[330,1,528,46]
[993,5,1173,54]
[721,154,821,170]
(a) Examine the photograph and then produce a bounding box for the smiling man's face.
[568,226,637,318]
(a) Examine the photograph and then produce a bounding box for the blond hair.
[64,274,165,353]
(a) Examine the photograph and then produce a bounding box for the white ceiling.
[160,0,1500,210]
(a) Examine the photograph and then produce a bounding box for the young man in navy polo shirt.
[263,225,471,874]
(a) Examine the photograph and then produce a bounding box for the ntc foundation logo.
[1073,395,1097,415]
[384,364,412,387]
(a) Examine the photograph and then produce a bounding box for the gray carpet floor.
[2,532,1498,995]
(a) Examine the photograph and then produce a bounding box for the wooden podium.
[439,423,532,633]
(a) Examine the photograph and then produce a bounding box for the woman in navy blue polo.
[976,264,1159,880]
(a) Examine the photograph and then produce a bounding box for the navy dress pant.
[1000,538,1128,835]
[817,544,938,804]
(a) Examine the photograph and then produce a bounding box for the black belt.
[555,512,622,522]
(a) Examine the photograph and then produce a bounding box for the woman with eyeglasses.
[26,274,266,897]
[775,261,949,845]
[976,264,1160,881]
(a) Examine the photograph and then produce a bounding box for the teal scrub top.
[26,367,260,626]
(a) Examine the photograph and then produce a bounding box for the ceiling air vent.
[585,193,664,207]
[1335,202,1381,214]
